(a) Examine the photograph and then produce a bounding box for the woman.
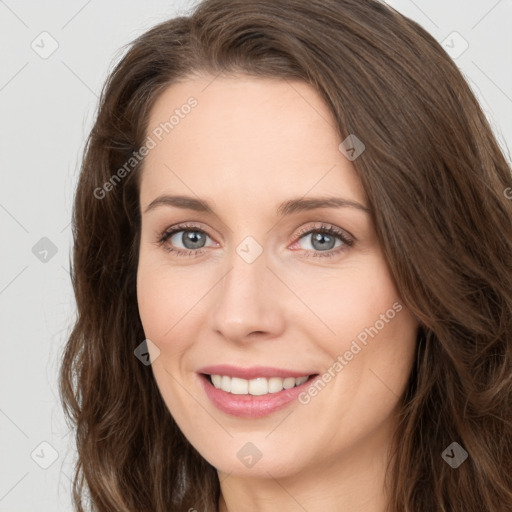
[59,0,512,511]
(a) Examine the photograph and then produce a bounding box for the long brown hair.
[59,0,512,510]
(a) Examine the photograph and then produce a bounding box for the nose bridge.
[210,237,284,340]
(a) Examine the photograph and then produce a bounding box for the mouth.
[198,371,320,418]
[199,372,319,396]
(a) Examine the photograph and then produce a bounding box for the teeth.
[209,374,310,395]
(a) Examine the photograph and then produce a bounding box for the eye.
[156,223,216,257]
[291,223,354,258]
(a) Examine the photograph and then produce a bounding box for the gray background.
[1,0,511,510]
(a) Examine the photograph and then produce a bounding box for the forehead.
[139,75,367,211]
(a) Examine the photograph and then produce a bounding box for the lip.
[198,371,319,418]
[197,364,315,380]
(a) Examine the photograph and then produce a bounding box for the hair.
[59,0,512,510]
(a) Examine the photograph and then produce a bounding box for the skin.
[136,74,419,512]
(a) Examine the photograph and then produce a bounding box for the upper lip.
[197,364,317,380]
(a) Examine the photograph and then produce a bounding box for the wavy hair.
[59,0,512,510]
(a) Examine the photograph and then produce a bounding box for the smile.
[209,374,310,395]
[198,370,320,418]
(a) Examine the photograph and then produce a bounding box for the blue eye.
[157,224,213,257]
[293,224,354,258]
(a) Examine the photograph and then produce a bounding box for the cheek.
[293,252,401,344]
[136,253,219,374]
[137,264,164,339]
[136,255,184,346]
[303,251,418,398]
[136,250,198,337]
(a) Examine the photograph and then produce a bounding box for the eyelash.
[155,222,354,259]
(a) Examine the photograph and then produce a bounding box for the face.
[136,74,419,480]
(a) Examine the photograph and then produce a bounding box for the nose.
[209,245,286,343]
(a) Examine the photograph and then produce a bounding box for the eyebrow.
[143,194,371,216]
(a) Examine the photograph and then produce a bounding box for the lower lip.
[199,373,318,418]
